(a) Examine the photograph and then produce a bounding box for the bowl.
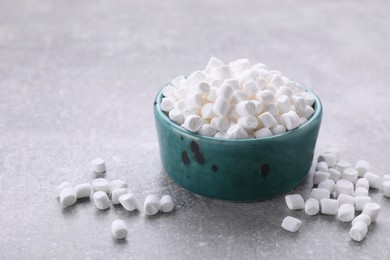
[153,86,322,201]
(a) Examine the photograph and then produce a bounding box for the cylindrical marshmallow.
[144,195,161,216]
[93,191,110,210]
[338,204,355,222]
[356,178,369,189]
[111,219,128,240]
[305,198,320,216]
[364,172,382,189]
[336,179,354,196]
[109,179,128,194]
[276,86,293,98]
[317,152,338,168]
[242,81,259,97]
[236,101,256,116]
[299,106,314,119]
[316,161,328,172]
[75,183,92,199]
[328,168,341,182]
[383,181,390,197]
[335,160,352,173]
[280,111,300,131]
[342,168,358,184]
[254,128,273,138]
[318,179,336,193]
[119,193,138,212]
[270,124,286,135]
[349,222,368,242]
[186,94,204,109]
[285,194,304,210]
[362,203,381,222]
[320,199,338,215]
[355,196,372,211]
[217,83,234,100]
[226,124,248,139]
[205,57,223,70]
[160,195,175,213]
[56,181,72,198]
[92,178,109,193]
[313,171,330,185]
[224,79,240,90]
[237,115,258,130]
[182,115,203,132]
[112,188,127,205]
[91,158,106,173]
[198,124,218,137]
[352,214,371,227]
[258,112,277,128]
[355,160,370,177]
[311,188,330,200]
[354,187,368,197]
[210,117,230,132]
[160,98,175,112]
[168,109,185,125]
[281,216,302,232]
[337,194,355,206]
[256,90,275,104]
[59,187,77,208]
[276,95,290,114]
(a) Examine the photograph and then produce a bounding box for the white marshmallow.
[299,106,314,120]
[205,57,223,70]
[280,111,300,131]
[169,109,185,125]
[182,115,203,132]
[292,96,306,113]
[328,168,341,182]
[92,178,109,193]
[111,219,127,240]
[224,79,240,90]
[336,179,354,196]
[119,193,138,212]
[356,178,369,189]
[354,187,368,197]
[276,86,293,98]
[355,196,372,211]
[93,191,110,210]
[316,161,328,172]
[198,124,218,137]
[74,183,92,199]
[171,75,185,88]
[56,181,72,198]
[227,124,248,139]
[311,188,330,200]
[320,199,338,215]
[162,85,176,99]
[258,112,277,128]
[188,71,206,84]
[59,187,77,208]
[231,90,248,104]
[355,160,370,177]
[317,152,338,168]
[337,194,355,206]
[210,117,229,132]
[254,128,273,138]
[144,195,161,216]
[270,124,286,135]
[256,90,275,104]
[349,222,368,242]
[160,195,175,213]
[383,181,390,197]
[193,82,210,94]
[186,94,204,109]
[201,103,215,119]
[364,172,382,189]
[211,65,233,81]
[285,194,304,210]
[276,95,291,114]
[91,158,106,173]
[264,103,279,116]
[362,203,381,222]
[109,179,128,194]
[269,75,285,87]
[206,87,218,102]
[230,58,251,73]
[335,160,352,173]
[237,115,258,130]
[217,82,234,100]
[281,216,302,232]
[213,97,229,117]
[338,204,355,222]
[298,92,316,106]
[160,98,175,112]
[236,101,256,116]
[342,168,358,184]
[305,198,320,216]
[318,179,336,193]
[214,131,229,139]
[112,188,127,205]
[242,81,259,97]
[352,214,371,227]
[313,171,330,185]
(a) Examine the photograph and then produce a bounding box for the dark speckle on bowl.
[190,141,205,164]
[181,151,190,165]
[211,165,218,172]
[261,164,270,176]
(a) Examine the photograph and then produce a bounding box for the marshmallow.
[227,124,248,139]
[335,160,352,173]
[213,97,229,117]
[217,83,234,100]
[112,188,127,205]
[316,161,328,172]
[292,96,307,114]
[188,71,206,84]
[237,115,258,130]
[313,171,330,185]
[320,199,339,215]
[254,128,273,138]
[160,195,175,213]
[91,158,106,173]
[269,75,285,87]
[317,152,338,168]
[276,95,291,114]
[93,191,110,210]
[355,160,370,177]
[342,168,358,184]
[193,82,210,94]
[354,187,368,197]
[349,222,368,242]
[210,117,230,132]
[230,58,252,73]
[162,85,176,99]
[224,79,240,90]
[198,124,218,137]
[383,181,390,197]
[364,172,382,189]
[206,57,223,71]
[119,193,138,212]
[299,106,315,119]
[111,219,128,240]
[242,81,259,97]
[336,179,354,196]
[160,98,175,112]
[265,103,279,116]
[280,111,300,131]
[231,90,247,104]
[362,203,381,222]
[311,188,330,200]
[59,187,77,208]
[328,168,341,182]
[182,115,203,132]
[258,112,277,128]
[186,94,204,109]
[281,216,302,232]
[211,65,233,81]
[318,179,336,193]
[109,179,128,194]
[270,124,286,135]
[305,198,320,216]
[338,204,355,222]
[144,195,161,216]
[298,92,316,106]
[352,214,371,227]
[75,183,92,199]
[236,101,256,116]
[92,178,109,193]
[337,194,355,206]
[355,196,372,211]
[285,194,304,210]
[256,90,275,104]
[214,131,229,139]
[171,75,185,88]
[356,178,369,189]
[56,181,72,198]
[169,109,185,125]
[276,86,293,98]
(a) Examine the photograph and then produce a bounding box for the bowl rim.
[154,82,323,143]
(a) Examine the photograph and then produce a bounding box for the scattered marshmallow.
[305,198,320,216]
[342,168,358,184]
[337,194,355,206]
[112,188,128,205]
[75,183,92,199]
[335,160,352,173]
[328,168,341,182]
[362,203,381,222]
[318,179,336,193]
[92,178,109,193]
[355,160,370,178]
[93,191,110,210]
[109,179,128,194]
[59,187,77,208]
[364,172,382,189]
[355,196,372,211]
[355,178,369,189]
[316,161,328,172]
[313,171,329,185]
[285,194,305,210]
[119,193,138,212]
[160,195,175,213]
[144,195,161,216]
[91,158,106,173]
[352,214,371,227]
[56,181,72,198]
[338,204,355,222]
[318,152,338,168]
[349,222,368,242]
[311,188,330,200]
[281,216,302,232]
[111,219,127,240]
[336,179,354,196]
[383,181,390,197]
[354,187,369,197]
[320,199,338,215]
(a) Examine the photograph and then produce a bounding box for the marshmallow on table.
[362,203,381,222]
[352,214,372,227]
[342,168,358,184]
[144,195,161,216]
[335,160,352,173]
[119,193,138,212]
[59,187,77,208]
[93,191,110,210]
[160,195,175,213]
[305,198,320,216]
[320,199,338,215]
[112,188,127,205]
[364,172,382,189]
[355,196,372,211]
[336,179,354,196]
[91,158,106,173]
[281,216,302,232]
[111,219,128,240]
[355,160,370,177]
[182,115,203,132]
[75,183,92,199]
[354,187,369,197]
[92,178,109,193]
[318,179,336,193]
[285,194,304,210]
[328,168,341,182]
[338,204,355,222]
[383,181,390,197]
[109,179,128,194]
[56,181,72,198]
[350,222,368,242]
[311,188,330,200]
[206,57,224,71]
[313,171,330,185]
[316,161,328,172]
[337,194,355,206]
[317,152,338,168]
[356,178,369,189]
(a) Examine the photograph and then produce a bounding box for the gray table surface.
[1,0,390,259]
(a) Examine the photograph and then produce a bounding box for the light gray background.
[1,0,390,259]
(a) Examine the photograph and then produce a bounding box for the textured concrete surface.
[1,0,390,259]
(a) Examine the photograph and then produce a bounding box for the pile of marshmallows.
[160,57,316,139]
[281,148,390,242]
[55,158,175,240]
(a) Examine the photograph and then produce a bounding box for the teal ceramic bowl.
[154,87,322,201]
